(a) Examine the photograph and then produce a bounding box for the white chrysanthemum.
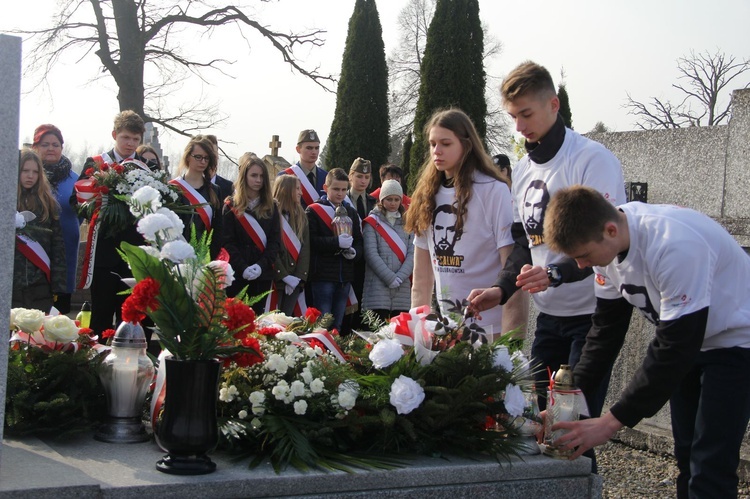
[369,338,404,369]
[389,375,425,415]
[266,354,289,374]
[493,346,513,372]
[293,399,308,415]
[129,185,162,216]
[504,384,526,418]
[309,378,325,394]
[290,380,306,398]
[161,240,195,263]
[154,207,184,240]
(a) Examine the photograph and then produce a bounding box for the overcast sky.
[4,0,749,173]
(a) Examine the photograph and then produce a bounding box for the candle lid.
[112,321,148,349]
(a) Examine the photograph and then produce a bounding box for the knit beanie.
[33,124,64,146]
[379,179,403,201]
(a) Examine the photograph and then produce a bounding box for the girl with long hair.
[269,174,310,316]
[406,108,517,335]
[14,149,67,311]
[222,153,281,313]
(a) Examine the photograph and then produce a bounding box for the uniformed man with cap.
[279,129,328,208]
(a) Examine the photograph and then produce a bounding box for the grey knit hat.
[379,179,403,200]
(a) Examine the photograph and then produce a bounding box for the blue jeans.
[670,347,750,499]
[310,281,351,332]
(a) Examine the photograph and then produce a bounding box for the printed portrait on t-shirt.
[522,179,550,246]
[620,283,659,325]
[432,204,464,267]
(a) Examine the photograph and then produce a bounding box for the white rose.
[161,240,196,263]
[300,368,313,385]
[238,410,248,420]
[309,378,325,394]
[369,338,404,369]
[389,375,425,415]
[43,315,80,343]
[130,185,162,216]
[266,354,289,374]
[293,399,308,415]
[290,380,306,398]
[492,346,513,372]
[272,380,290,401]
[15,212,26,229]
[503,384,526,418]
[262,312,295,327]
[14,308,45,335]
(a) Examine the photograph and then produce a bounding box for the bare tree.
[626,50,750,129]
[14,0,335,137]
[387,0,509,153]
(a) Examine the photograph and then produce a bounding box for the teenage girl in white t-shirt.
[406,108,521,337]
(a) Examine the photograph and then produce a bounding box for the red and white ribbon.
[169,177,213,231]
[300,330,346,363]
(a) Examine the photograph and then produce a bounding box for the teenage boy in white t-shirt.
[544,186,750,499]
[468,61,626,420]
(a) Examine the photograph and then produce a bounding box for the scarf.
[43,155,73,190]
[525,114,566,164]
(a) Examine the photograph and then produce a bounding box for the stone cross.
[269,135,282,157]
[0,34,23,467]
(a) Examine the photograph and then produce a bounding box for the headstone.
[263,134,291,175]
[0,34,23,467]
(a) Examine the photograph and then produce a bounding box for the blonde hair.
[273,175,308,239]
[232,153,274,219]
[405,108,507,236]
[176,136,219,208]
[17,148,59,222]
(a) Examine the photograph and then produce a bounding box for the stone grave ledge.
[0,435,602,498]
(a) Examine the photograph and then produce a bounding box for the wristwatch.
[546,264,563,288]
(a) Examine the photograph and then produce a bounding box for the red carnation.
[305,307,322,324]
[216,247,230,262]
[78,327,93,336]
[222,298,256,334]
[101,329,116,339]
[131,277,161,312]
[99,186,109,194]
[101,163,109,171]
[257,326,282,337]
[114,164,124,174]
[85,168,94,176]
[121,296,146,324]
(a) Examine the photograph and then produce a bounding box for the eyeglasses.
[191,154,210,163]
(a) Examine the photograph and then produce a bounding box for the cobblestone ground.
[598,440,750,498]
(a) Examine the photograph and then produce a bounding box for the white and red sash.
[75,153,110,289]
[15,234,51,282]
[363,215,406,263]
[300,330,346,362]
[169,177,213,231]
[307,203,358,308]
[234,209,267,252]
[264,217,308,315]
[284,165,319,206]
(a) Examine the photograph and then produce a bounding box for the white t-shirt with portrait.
[594,202,750,350]
[415,172,513,332]
[511,128,626,316]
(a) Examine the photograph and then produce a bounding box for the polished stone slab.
[1,435,601,498]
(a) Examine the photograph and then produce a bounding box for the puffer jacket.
[362,207,414,313]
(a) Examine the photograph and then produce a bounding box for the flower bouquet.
[217,301,536,472]
[5,308,108,436]
[75,159,183,238]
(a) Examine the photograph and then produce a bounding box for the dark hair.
[325,168,349,186]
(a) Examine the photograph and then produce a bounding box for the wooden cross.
[269,135,282,156]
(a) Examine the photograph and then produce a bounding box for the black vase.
[155,359,220,475]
